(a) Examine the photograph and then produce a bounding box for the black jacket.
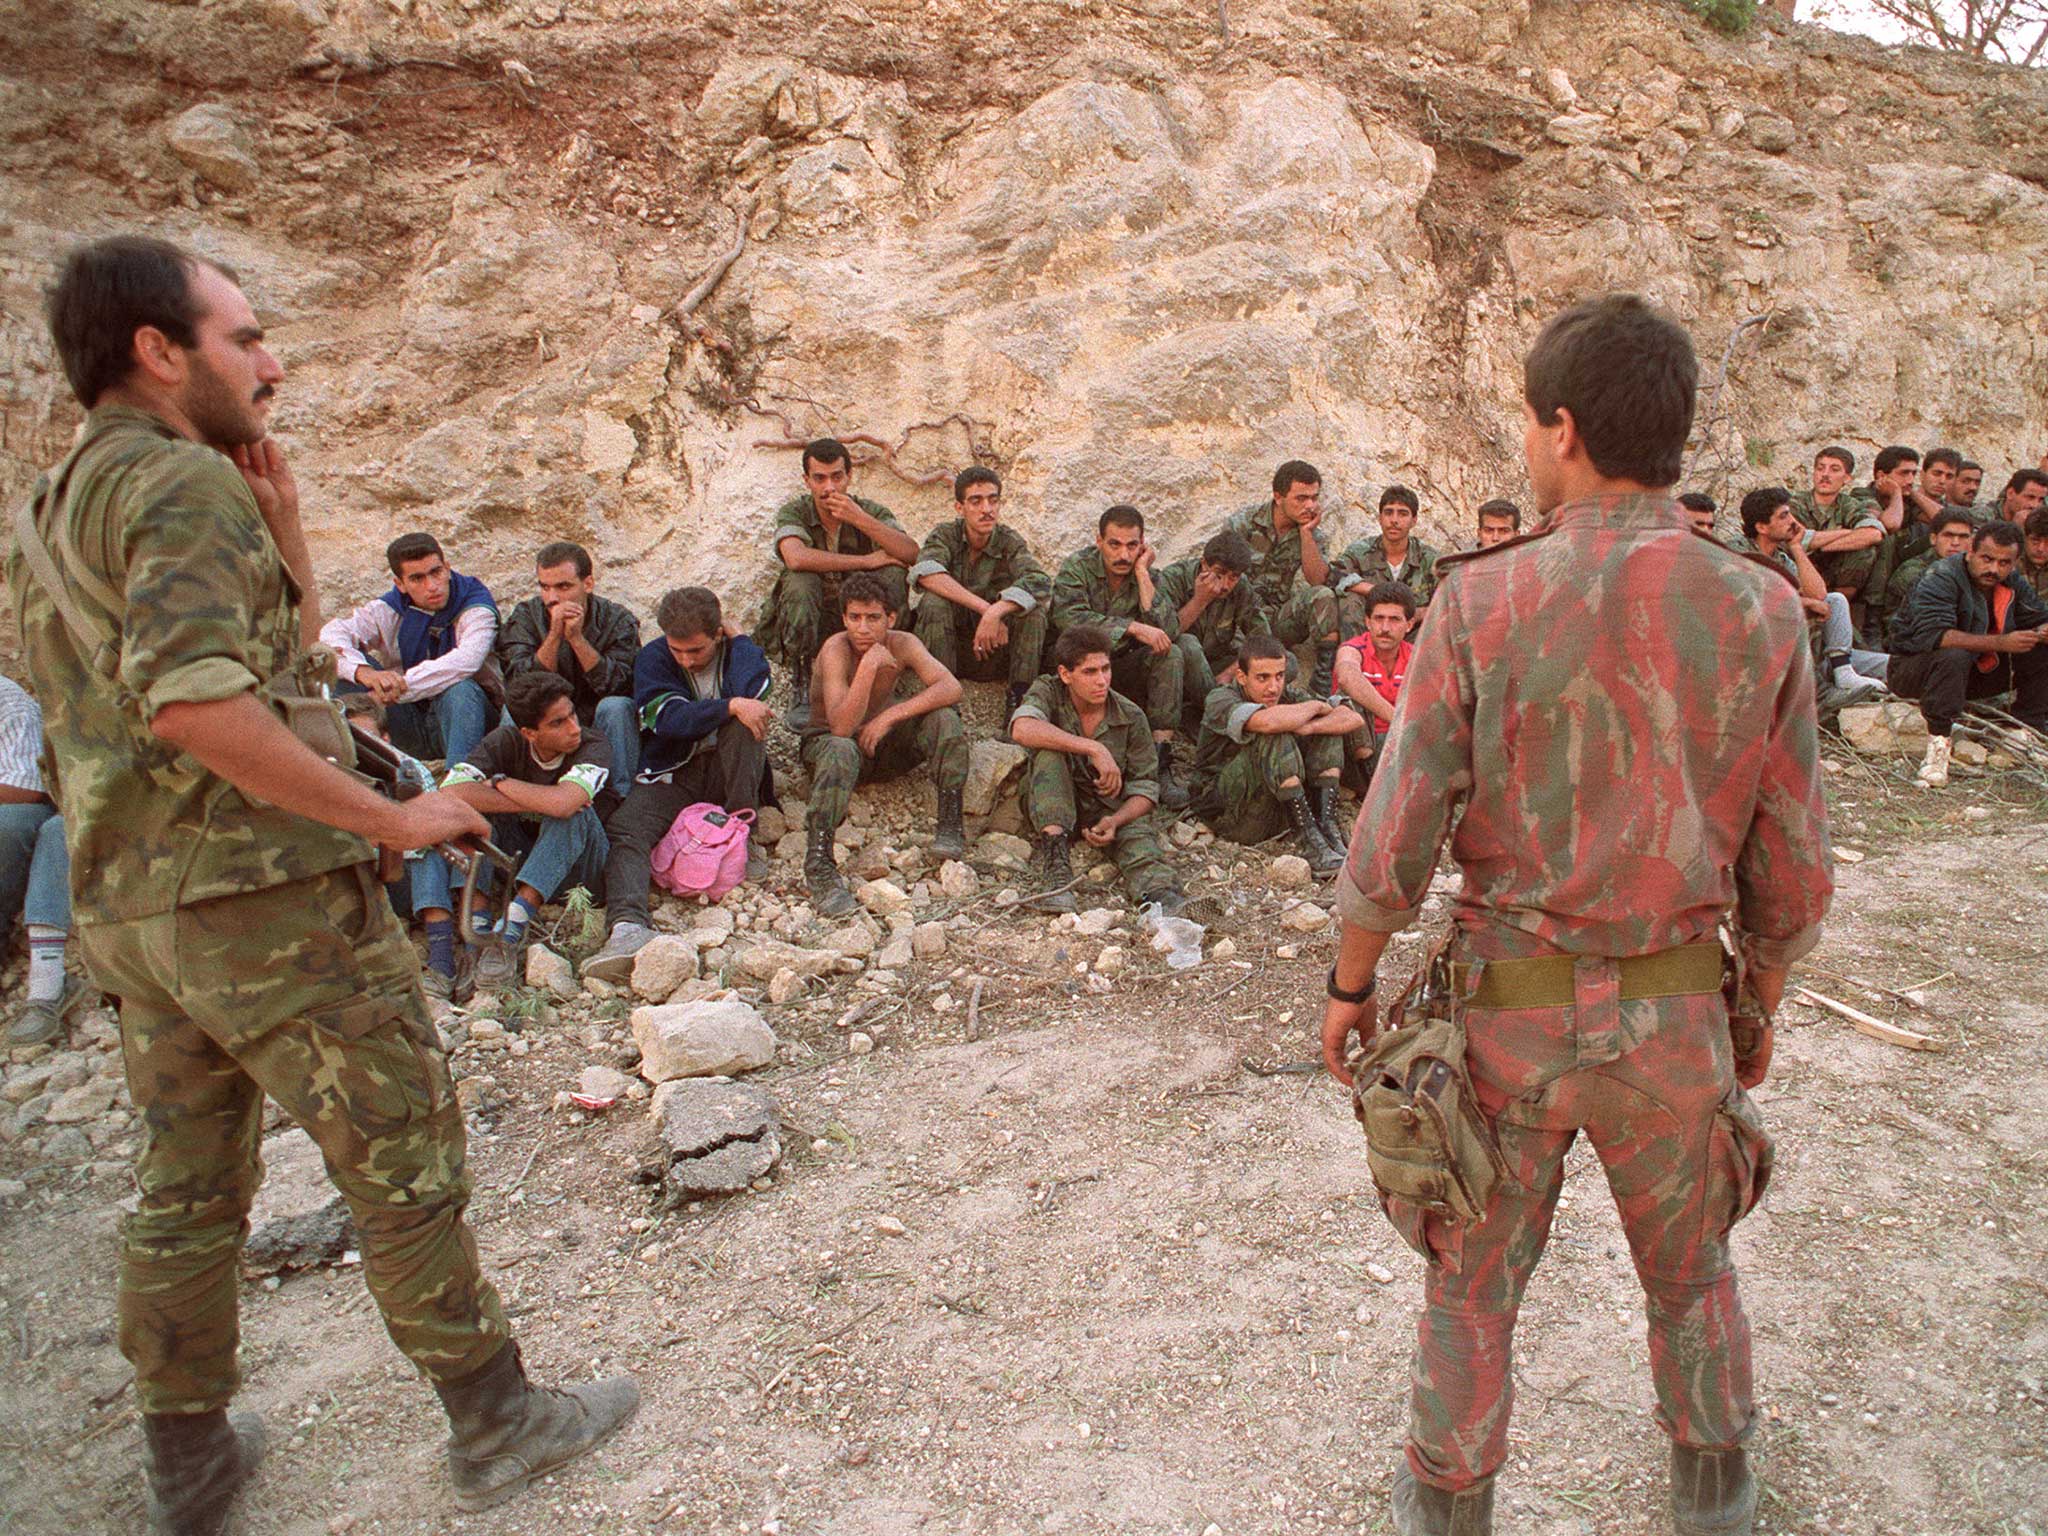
[497,593,641,721]
[1888,552,2048,656]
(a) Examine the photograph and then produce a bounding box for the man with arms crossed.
[1320,294,1830,1536]
[910,466,1050,717]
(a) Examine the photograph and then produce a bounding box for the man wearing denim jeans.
[411,672,615,996]
[321,532,499,766]
[496,540,642,784]
[0,677,86,1043]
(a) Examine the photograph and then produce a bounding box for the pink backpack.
[650,804,755,902]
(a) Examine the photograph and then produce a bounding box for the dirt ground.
[1,750,2045,1536]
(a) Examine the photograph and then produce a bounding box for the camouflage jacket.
[1012,675,1160,805]
[1190,681,1312,796]
[1220,500,1329,614]
[1050,547,1173,641]
[1789,486,1880,535]
[1337,492,1831,972]
[771,492,905,560]
[1883,547,1942,618]
[5,405,369,924]
[909,519,1050,612]
[1331,534,1443,608]
[1155,554,1270,667]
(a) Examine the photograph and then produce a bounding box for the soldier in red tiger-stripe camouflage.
[1320,294,1832,1536]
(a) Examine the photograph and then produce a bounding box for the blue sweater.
[632,634,772,780]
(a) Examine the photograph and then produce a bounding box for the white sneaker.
[1821,672,1884,711]
[1915,735,1951,788]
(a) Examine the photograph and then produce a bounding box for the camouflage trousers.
[1195,730,1342,845]
[913,598,1047,691]
[1395,978,1769,1491]
[1107,638,1183,737]
[801,707,968,832]
[1274,581,1340,685]
[760,566,910,668]
[1019,750,1180,899]
[1810,543,1880,599]
[79,864,511,1416]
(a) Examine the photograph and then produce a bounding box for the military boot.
[1004,681,1031,719]
[1154,740,1191,810]
[805,816,857,917]
[931,787,967,859]
[1031,832,1078,913]
[1308,781,1347,854]
[143,1408,267,1536]
[434,1342,639,1512]
[1285,793,1344,874]
[1391,1463,1494,1536]
[1670,1443,1757,1536]
[1309,641,1337,699]
[783,659,812,728]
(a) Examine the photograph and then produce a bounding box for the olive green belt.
[1448,942,1724,1010]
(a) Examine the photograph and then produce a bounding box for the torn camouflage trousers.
[801,706,968,834]
[1108,639,1183,737]
[1019,750,1180,899]
[79,864,511,1416]
[763,566,911,668]
[1198,731,1342,845]
[1395,973,1769,1492]
[913,599,1046,690]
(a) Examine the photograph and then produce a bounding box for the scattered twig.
[1793,986,1942,1052]
[1798,964,1928,1012]
[748,412,994,487]
[965,977,986,1042]
[512,1129,549,1190]
[1901,968,1956,993]
[670,199,759,324]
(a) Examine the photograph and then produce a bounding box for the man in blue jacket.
[1887,519,2048,787]
[585,587,773,980]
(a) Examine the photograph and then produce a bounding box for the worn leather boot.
[931,787,966,859]
[1032,832,1077,913]
[1670,1442,1757,1536]
[1391,1463,1494,1536]
[783,659,812,728]
[1309,641,1337,698]
[805,815,857,916]
[1307,781,1347,856]
[1154,740,1191,810]
[1004,681,1031,719]
[434,1342,640,1513]
[1285,792,1344,873]
[143,1409,267,1536]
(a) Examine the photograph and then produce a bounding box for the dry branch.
[748,410,995,487]
[672,200,758,323]
[1793,986,1942,1052]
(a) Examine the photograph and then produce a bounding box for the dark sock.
[425,917,456,978]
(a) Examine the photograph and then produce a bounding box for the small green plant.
[1746,435,1774,468]
[1683,0,1758,34]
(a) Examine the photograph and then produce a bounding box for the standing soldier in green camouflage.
[1156,529,1269,734]
[1220,459,1342,694]
[9,237,637,1536]
[1790,445,1883,611]
[1321,294,1831,1536]
[1009,625,1183,916]
[1332,484,1443,637]
[755,437,919,720]
[1050,505,1190,808]
[909,466,1050,717]
[1188,635,1361,872]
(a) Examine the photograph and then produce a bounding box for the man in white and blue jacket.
[585,586,774,980]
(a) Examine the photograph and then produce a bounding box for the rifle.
[348,723,518,946]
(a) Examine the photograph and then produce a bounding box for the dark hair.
[2003,468,2048,500]
[1271,460,1321,496]
[337,691,386,729]
[838,571,895,615]
[1237,634,1289,669]
[1362,580,1417,619]
[954,466,1001,501]
[1200,530,1255,574]
[1476,498,1521,530]
[1874,445,1920,477]
[1958,459,1983,476]
[2025,507,2048,540]
[1098,504,1144,536]
[1378,484,1419,515]
[45,236,237,409]
[1739,486,1792,540]
[1053,624,1113,671]
[1815,445,1855,475]
[1923,447,1963,475]
[507,670,575,729]
[1933,509,1979,538]
[802,437,851,473]
[1676,491,1717,514]
[1976,520,2023,552]
[655,585,722,640]
[1523,294,1696,489]
[536,540,592,578]
[386,532,444,575]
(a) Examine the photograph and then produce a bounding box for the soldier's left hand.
[1733,1021,1773,1089]
[1320,994,1376,1087]
[856,716,890,756]
[232,438,299,528]
[1080,816,1117,847]
[973,610,1009,658]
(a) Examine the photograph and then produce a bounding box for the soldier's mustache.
[252,385,275,404]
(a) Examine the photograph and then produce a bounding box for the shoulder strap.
[13,471,122,681]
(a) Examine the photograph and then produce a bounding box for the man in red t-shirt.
[1332,579,1416,785]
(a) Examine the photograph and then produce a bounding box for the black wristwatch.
[1326,966,1376,1004]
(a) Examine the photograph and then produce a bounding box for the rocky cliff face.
[2,0,2045,626]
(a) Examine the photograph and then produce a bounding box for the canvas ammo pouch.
[1350,932,1506,1229]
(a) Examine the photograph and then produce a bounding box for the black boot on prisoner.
[1309,640,1337,699]
[1670,1443,1757,1536]
[1031,832,1078,913]
[434,1342,640,1513]
[1004,680,1031,719]
[931,787,967,859]
[144,1408,267,1536]
[1308,780,1347,853]
[1154,740,1191,810]
[805,815,858,917]
[784,660,813,728]
[1391,1464,1495,1536]
[1285,792,1344,874]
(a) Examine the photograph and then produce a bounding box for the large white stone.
[963,740,1029,817]
[167,104,259,191]
[632,998,776,1082]
[631,935,700,1002]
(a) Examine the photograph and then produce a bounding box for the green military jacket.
[1332,534,1443,608]
[771,492,905,560]
[909,520,1050,612]
[1189,681,1311,797]
[5,406,369,924]
[1884,548,1941,615]
[1013,674,1160,805]
[1725,533,1797,582]
[1155,554,1270,668]
[1050,547,1173,641]
[2021,552,2048,598]
[1220,500,1328,615]
[1789,486,1880,536]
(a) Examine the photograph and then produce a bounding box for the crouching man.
[1010,624,1184,916]
[801,573,968,916]
[1191,636,1363,873]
